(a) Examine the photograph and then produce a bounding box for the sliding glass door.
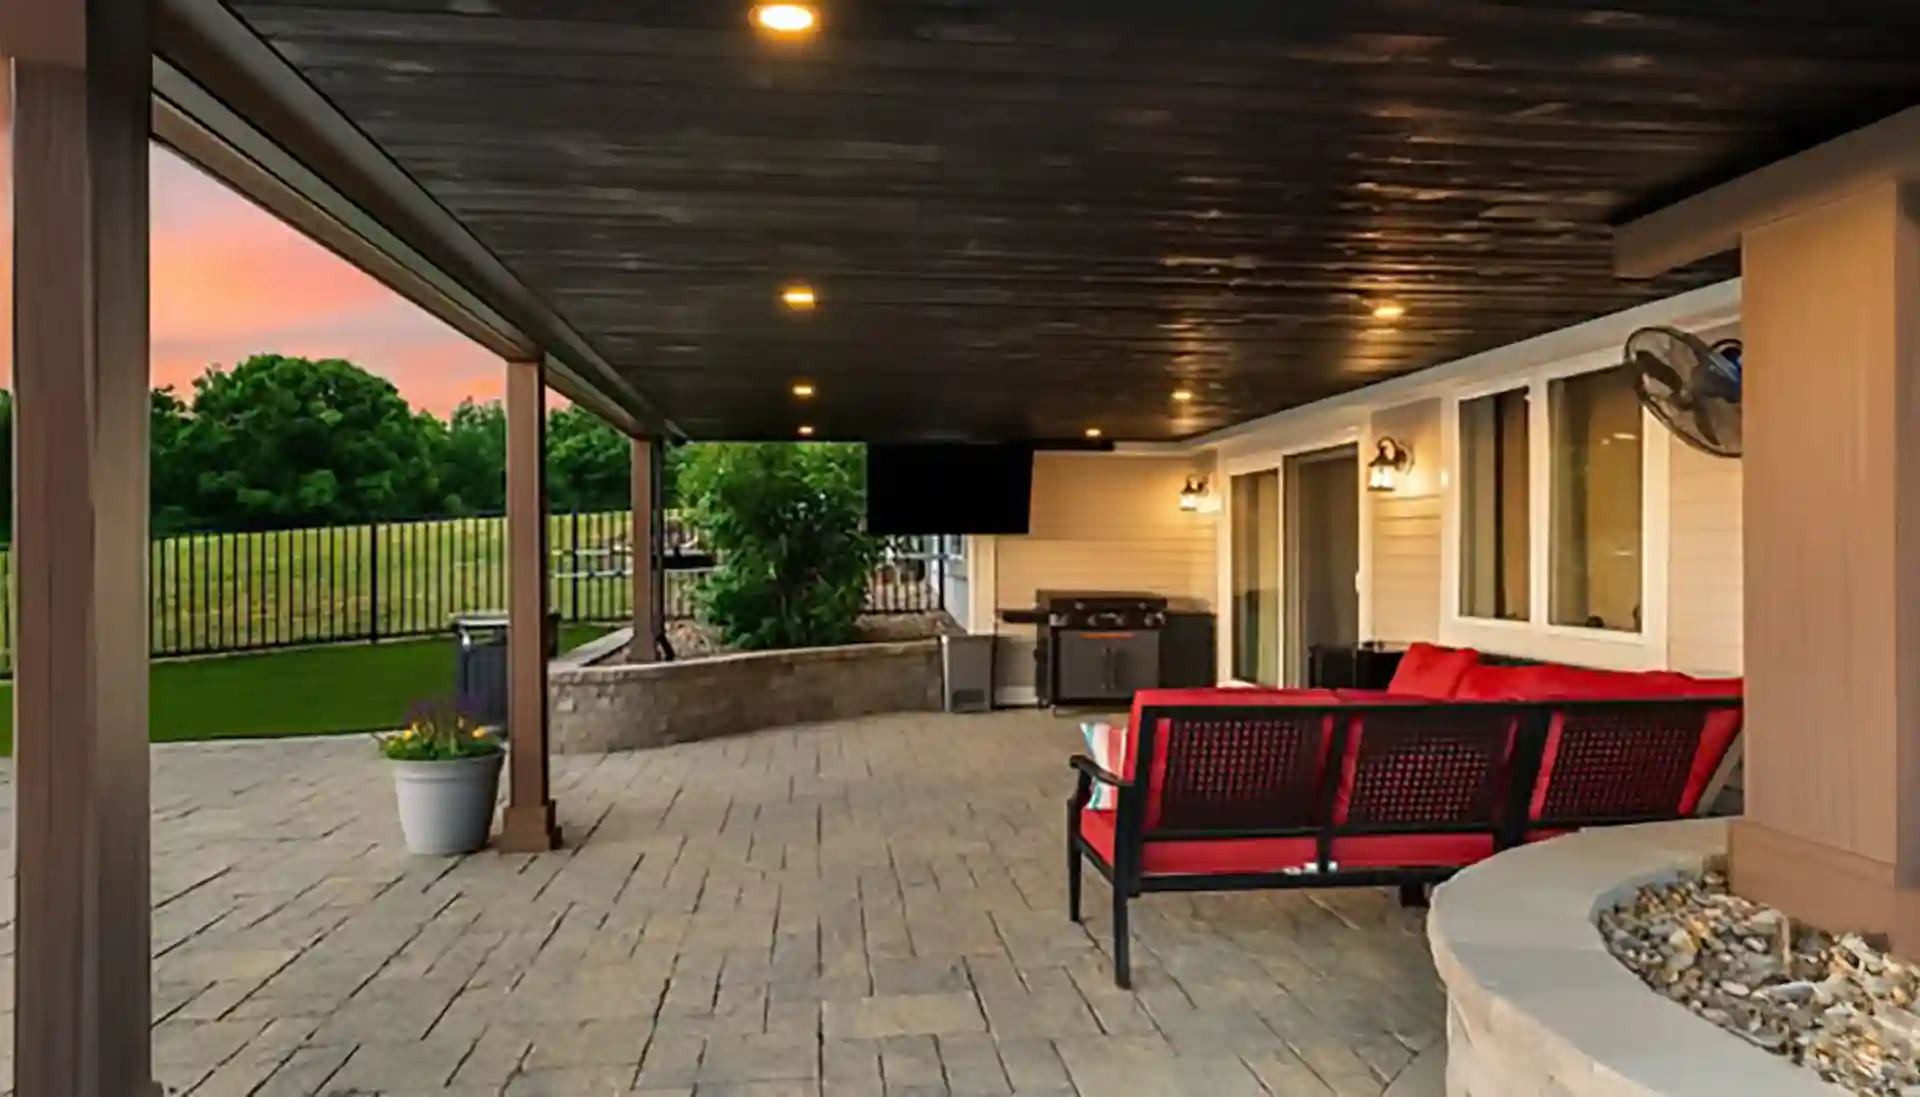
[1230,469,1280,685]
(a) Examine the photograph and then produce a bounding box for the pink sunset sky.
[0,136,509,416]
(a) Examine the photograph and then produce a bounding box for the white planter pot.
[390,752,504,855]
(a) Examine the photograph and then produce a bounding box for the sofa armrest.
[1070,753,1129,789]
[1069,753,1130,812]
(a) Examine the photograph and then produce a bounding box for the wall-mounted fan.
[1625,327,1743,459]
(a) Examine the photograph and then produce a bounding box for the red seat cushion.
[1387,643,1480,699]
[1079,808,1493,875]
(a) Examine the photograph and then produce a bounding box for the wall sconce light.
[1178,475,1210,511]
[1367,437,1412,492]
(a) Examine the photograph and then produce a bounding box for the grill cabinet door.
[1056,631,1161,704]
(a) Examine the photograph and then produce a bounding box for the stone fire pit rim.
[1428,818,1836,1097]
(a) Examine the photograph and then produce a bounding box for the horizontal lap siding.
[1667,438,1743,677]
[1368,399,1445,645]
[1371,495,1443,644]
[992,454,1217,693]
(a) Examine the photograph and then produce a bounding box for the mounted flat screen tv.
[866,444,1033,535]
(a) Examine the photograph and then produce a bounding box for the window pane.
[1231,469,1280,684]
[1550,367,1643,631]
[1459,388,1530,621]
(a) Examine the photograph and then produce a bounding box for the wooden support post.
[1730,180,1920,951]
[631,438,658,663]
[6,7,161,1093]
[498,356,560,852]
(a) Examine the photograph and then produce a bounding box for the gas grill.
[1026,591,1168,708]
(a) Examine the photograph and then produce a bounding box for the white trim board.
[1196,280,1742,457]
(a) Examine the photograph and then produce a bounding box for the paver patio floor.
[0,710,1444,1096]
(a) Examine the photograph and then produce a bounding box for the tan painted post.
[8,14,163,1094]
[498,356,561,852]
[1729,180,1920,951]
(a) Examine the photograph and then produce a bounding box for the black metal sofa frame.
[1067,696,1743,987]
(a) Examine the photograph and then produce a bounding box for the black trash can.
[452,612,560,729]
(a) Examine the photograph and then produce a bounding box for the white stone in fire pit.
[1603,867,1920,1096]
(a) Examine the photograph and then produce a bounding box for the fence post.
[935,543,946,614]
[569,507,582,623]
[368,519,381,642]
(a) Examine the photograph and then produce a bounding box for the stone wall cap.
[552,637,939,683]
[1429,819,1837,1097]
[553,626,635,671]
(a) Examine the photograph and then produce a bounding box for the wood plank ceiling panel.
[227,0,1920,441]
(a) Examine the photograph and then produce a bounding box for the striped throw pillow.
[1080,721,1128,810]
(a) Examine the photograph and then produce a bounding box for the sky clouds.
[2,134,506,415]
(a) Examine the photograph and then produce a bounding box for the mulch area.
[660,611,962,660]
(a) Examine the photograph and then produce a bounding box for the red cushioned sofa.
[1067,642,1743,986]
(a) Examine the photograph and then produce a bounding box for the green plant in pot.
[376,698,504,855]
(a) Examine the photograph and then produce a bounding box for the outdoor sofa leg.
[1066,813,1084,923]
[1112,889,1132,989]
[1398,883,1430,909]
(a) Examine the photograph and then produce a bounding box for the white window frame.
[1439,346,1670,670]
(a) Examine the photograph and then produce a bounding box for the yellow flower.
[401,728,415,740]
[471,728,487,740]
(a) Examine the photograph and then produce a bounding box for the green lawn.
[0,510,696,672]
[0,624,610,755]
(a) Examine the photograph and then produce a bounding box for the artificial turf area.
[0,624,611,755]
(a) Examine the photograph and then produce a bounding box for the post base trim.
[497,802,561,853]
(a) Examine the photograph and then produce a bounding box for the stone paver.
[0,710,1444,1095]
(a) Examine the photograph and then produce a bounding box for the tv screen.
[866,444,1033,535]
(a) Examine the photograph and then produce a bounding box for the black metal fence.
[0,511,952,672]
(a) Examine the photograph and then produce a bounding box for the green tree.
[546,404,629,513]
[677,442,878,650]
[183,354,443,529]
[150,386,195,534]
[438,399,507,515]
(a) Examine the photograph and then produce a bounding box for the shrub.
[677,443,879,650]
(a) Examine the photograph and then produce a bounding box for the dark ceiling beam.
[149,0,680,440]
[1616,103,1920,279]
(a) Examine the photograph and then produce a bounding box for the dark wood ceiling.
[224,0,1920,442]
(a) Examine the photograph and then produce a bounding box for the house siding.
[1371,496,1443,644]
[1666,436,1744,677]
[989,453,1217,698]
[1368,399,1445,644]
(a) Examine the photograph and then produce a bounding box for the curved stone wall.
[1428,819,1833,1097]
[549,636,943,754]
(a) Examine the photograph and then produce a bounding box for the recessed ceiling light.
[781,284,818,311]
[1171,389,1194,403]
[1084,427,1103,439]
[792,382,816,398]
[752,3,818,35]
[1371,301,1407,321]
[797,425,815,437]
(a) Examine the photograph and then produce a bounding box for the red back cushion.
[1515,664,1673,699]
[1664,675,1743,812]
[1387,643,1480,699]
[1125,687,1343,830]
[1525,671,1745,821]
[1453,664,1547,701]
